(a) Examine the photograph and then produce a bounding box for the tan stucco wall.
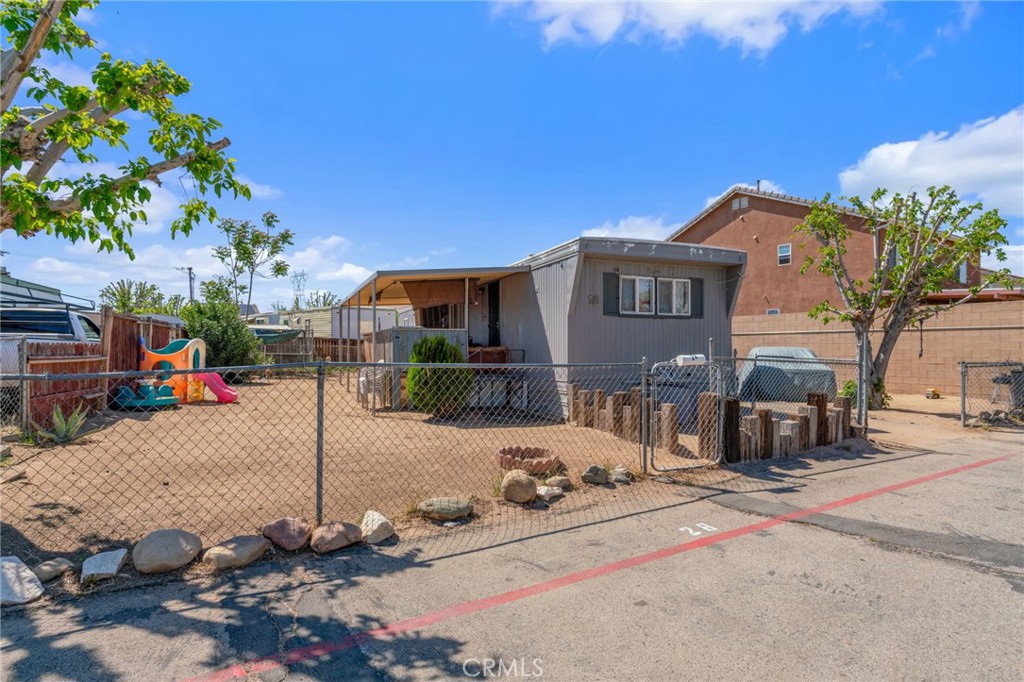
[731,300,1024,395]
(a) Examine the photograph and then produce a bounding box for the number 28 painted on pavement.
[679,523,717,536]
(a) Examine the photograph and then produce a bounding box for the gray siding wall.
[569,257,733,364]
[499,255,577,364]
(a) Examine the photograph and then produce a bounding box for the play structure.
[129,337,238,406]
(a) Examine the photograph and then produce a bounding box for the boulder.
[1,557,44,605]
[132,529,202,574]
[536,486,564,503]
[581,464,609,485]
[202,536,271,570]
[360,511,395,544]
[32,558,74,583]
[81,549,127,584]
[545,475,572,491]
[262,517,312,551]
[418,497,473,521]
[501,469,537,503]
[610,465,631,484]
[311,522,362,554]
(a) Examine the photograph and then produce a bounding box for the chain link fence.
[715,354,861,462]
[960,361,1024,427]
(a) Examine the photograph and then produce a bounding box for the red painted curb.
[184,453,1015,682]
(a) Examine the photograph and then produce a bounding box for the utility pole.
[177,266,196,301]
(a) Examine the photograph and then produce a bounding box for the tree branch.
[0,0,66,113]
[25,101,132,183]
[46,136,231,214]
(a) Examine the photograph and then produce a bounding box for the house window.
[958,262,968,284]
[766,308,781,315]
[777,243,792,266]
[620,276,654,315]
[730,196,749,211]
[657,278,691,316]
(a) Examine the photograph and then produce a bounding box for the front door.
[487,281,501,347]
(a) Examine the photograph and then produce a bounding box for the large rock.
[360,511,395,544]
[581,464,609,485]
[1,557,44,605]
[418,497,473,521]
[262,517,312,551]
[501,469,537,504]
[545,475,572,491]
[610,465,631,484]
[202,536,271,570]
[495,446,563,475]
[536,486,564,502]
[311,522,362,554]
[81,549,127,584]
[32,558,73,583]
[132,529,202,574]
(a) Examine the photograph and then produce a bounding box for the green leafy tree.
[179,300,260,382]
[99,278,162,313]
[156,293,185,316]
[212,211,293,317]
[406,335,473,417]
[796,185,1012,409]
[270,300,289,312]
[305,290,337,308]
[199,275,241,306]
[1,0,249,256]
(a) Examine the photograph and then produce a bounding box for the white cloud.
[504,1,880,55]
[839,106,1024,217]
[236,175,284,200]
[913,45,935,62]
[51,161,182,234]
[319,263,372,283]
[582,215,680,240]
[937,1,980,40]
[982,244,1024,276]
[704,179,785,207]
[33,56,93,88]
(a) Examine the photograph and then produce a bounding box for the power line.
[2,250,185,271]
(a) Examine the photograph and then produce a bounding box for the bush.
[839,379,892,410]
[407,336,474,416]
[180,301,262,382]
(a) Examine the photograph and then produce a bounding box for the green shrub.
[839,379,891,409]
[180,301,262,382]
[407,336,474,416]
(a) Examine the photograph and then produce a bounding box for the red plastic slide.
[194,372,239,403]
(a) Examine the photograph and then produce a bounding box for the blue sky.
[3,1,1023,310]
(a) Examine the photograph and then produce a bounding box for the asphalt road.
[2,429,1021,682]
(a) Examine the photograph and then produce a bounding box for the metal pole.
[345,302,351,391]
[640,357,648,474]
[371,279,377,416]
[315,361,325,525]
[18,337,29,434]
[464,277,470,359]
[960,362,967,427]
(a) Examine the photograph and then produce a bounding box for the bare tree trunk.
[867,307,913,409]
[244,271,255,321]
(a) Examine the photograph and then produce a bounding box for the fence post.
[640,359,648,474]
[316,361,325,525]
[960,362,967,427]
[17,337,29,433]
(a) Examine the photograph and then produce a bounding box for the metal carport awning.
[338,266,529,363]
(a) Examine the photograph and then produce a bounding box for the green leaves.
[1,0,246,254]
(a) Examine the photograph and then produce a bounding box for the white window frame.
[730,196,749,211]
[777,243,792,266]
[619,275,655,315]
[656,277,692,317]
[958,261,968,284]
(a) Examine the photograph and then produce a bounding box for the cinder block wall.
[732,300,1024,395]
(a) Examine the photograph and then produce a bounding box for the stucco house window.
[958,261,968,284]
[777,243,792,266]
[620,275,654,314]
[731,196,749,211]
[657,278,691,316]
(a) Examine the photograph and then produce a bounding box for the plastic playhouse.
[113,337,238,409]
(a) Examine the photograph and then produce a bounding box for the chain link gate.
[644,359,723,472]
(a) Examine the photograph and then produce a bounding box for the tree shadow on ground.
[0,544,475,682]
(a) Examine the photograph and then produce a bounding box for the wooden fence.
[101,307,183,373]
[23,340,107,430]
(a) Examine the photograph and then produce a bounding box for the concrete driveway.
[2,427,1021,681]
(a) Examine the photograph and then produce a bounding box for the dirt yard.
[1,373,700,561]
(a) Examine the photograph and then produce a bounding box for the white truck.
[1,307,102,387]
